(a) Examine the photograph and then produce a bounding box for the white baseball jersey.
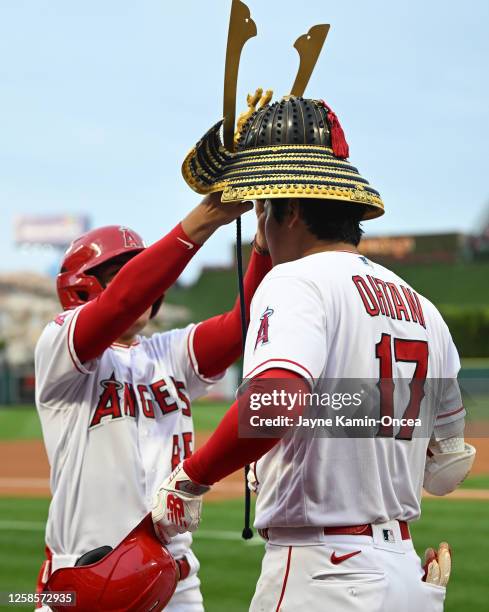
[243,251,464,529]
[35,305,219,568]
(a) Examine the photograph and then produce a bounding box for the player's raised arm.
[191,202,272,379]
[72,194,253,363]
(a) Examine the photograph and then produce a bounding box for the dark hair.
[270,198,365,246]
[87,253,136,288]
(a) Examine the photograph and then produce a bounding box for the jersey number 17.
[375,333,428,441]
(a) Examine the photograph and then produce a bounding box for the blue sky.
[0,0,488,282]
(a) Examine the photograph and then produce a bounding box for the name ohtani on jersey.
[243,252,464,530]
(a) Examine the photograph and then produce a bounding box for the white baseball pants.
[250,527,446,611]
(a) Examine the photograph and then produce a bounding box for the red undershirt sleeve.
[74,223,200,363]
[183,368,308,485]
[192,250,272,378]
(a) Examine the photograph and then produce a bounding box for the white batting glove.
[247,463,259,494]
[152,463,210,544]
[423,542,452,587]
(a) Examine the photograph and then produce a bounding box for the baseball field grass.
[0,497,488,611]
[0,403,231,440]
[0,403,488,611]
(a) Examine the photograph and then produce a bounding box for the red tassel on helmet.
[320,101,350,159]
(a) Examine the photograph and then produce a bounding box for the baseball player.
[34,193,272,611]
[152,96,476,611]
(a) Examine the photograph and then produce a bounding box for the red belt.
[259,521,411,541]
[324,521,411,540]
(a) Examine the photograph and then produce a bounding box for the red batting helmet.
[44,514,178,612]
[57,225,163,317]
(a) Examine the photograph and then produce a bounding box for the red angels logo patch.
[119,226,143,248]
[54,313,68,326]
[255,307,274,350]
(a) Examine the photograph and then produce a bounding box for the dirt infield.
[0,432,488,501]
[0,433,243,501]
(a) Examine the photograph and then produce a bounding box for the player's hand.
[253,201,269,254]
[422,542,451,587]
[182,192,253,245]
[151,463,210,544]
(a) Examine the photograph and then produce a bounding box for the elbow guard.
[423,439,476,496]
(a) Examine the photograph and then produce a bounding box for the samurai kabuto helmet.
[181,2,383,221]
[182,93,384,220]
